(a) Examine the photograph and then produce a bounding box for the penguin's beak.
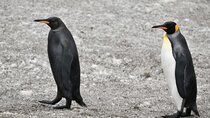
[152,25,167,30]
[34,19,49,24]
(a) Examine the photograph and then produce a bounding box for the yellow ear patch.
[175,24,179,32]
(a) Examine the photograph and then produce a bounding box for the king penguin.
[152,22,199,118]
[34,17,87,109]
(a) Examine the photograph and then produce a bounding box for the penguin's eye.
[54,21,58,25]
[51,20,56,23]
[50,20,58,25]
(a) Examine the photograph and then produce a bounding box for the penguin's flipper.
[184,64,200,117]
[174,51,199,116]
[174,52,187,98]
[61,48,73,98]
[184,64,197,101]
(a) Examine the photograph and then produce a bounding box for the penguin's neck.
[51,24,66,31]
[166,30,180,47]
[167,30,180,39]
[162,34,171,49]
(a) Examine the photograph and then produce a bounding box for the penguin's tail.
[192,105,200,117]
[76,99,87,107]
[73,92,87,107]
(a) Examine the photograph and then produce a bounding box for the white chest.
[161,36,176,93]
[161,34,183,110]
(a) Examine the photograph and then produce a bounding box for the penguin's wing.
[61,47,73,92]
[174,51,188,98]
[184,62,197,101]
[48,31,73,92]
[172,33,197,100]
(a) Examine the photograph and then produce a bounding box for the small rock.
[129,75,136,79]
[10,63,17,68]
[112,58,122,65]
[91,64,98,68]
[20,90,33,96]
[133,105,140,110]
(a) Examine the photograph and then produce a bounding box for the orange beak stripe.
[160,27,167,30]
[40,21,49,24]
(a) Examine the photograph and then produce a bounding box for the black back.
[168,32,197,107]
[47,21,80,98]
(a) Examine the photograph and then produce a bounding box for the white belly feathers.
[161,34,183,111]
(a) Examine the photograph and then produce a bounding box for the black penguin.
[152,22,199,118]
[34,17,86,109]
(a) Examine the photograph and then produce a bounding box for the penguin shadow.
[37,100,86,111]
[32,100,53,110]
[154,115,195,118]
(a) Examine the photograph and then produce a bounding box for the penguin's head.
[34,17,64,30]
[152,21,179,34]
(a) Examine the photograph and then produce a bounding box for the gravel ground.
[0,0,210,118]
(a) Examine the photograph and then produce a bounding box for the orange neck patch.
[163,34,171,48]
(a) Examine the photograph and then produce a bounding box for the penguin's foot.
[162,111,181,118]
[53,99,71,109]
[53,105,71,109]
[39,100,56,105]
[39,96,62,105]
[180,113,191,117]
[181,109,192,117]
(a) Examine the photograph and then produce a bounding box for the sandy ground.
[0,0,210,117]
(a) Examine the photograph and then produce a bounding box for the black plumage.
[34,17,86,109]
[168,31,199,116]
